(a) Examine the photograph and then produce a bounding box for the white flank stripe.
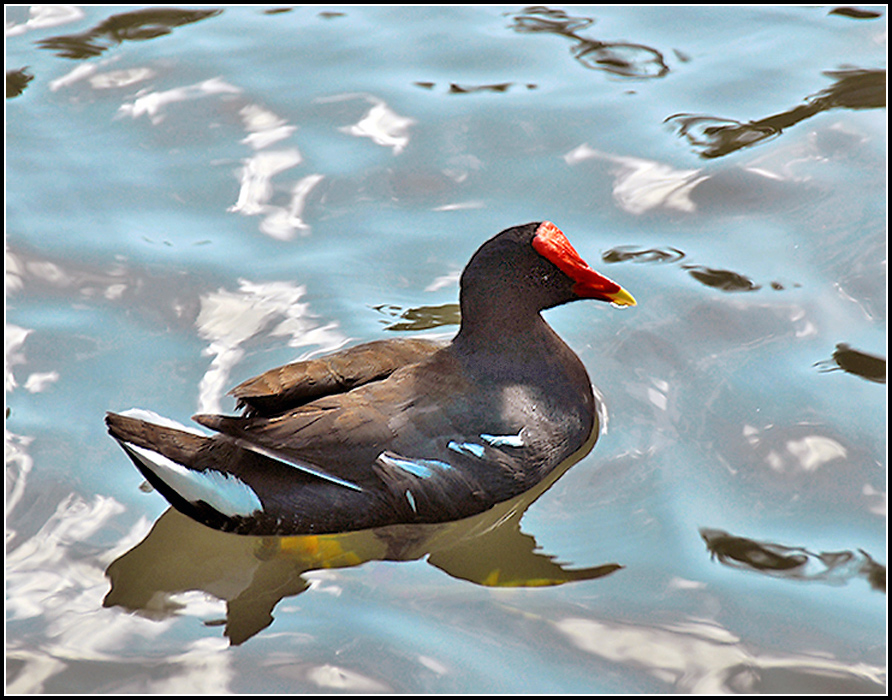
[233,439,365,492]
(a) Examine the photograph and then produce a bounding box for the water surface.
[6,5,886,693]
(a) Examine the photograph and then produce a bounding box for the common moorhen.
[106,221,635,535]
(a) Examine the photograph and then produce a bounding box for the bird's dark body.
[106,222,633,535]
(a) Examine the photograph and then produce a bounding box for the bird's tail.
[106,410,210,467]
[105,410,264,529]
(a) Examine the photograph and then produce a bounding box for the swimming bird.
[106,221,635,535]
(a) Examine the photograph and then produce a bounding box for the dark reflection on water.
[36,7,223,59]
[602,245,785,294]
[815,343,887,384]
[701,528,885,591]
[375,302,461,331]
[602,245,686,265]
[667,69,886,158]
[829,7,884,20]
[414,81,538,95]
[509,5,594,35]
[722,662,886,694]
[6,68,33,98]
[264,7,296,17]
[508,6,669,79]
[448,82,512,94]
[683,265,761,293]
[104,433,620,645]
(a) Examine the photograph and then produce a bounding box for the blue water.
[6,5,886,693]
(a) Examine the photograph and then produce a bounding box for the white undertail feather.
[123,442,263,518]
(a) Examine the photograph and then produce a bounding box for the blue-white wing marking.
[480,430,525,447]
[447,441,486,458]
[375,451,459,514]
[448,431,525,459]
[375,451,454,479]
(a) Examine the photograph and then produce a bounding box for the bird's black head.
[458,221,635,329]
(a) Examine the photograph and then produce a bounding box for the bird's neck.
[454,296,548,351]
[452,310,577,377]
[451,304,595,429]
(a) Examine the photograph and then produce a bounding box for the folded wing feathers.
[229,338,441,415]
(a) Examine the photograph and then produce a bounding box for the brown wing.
[229,338,443,416]
[193,346,478,490]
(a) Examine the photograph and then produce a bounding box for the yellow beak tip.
[610,288,637,307]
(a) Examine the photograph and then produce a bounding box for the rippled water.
[6,5,886,693]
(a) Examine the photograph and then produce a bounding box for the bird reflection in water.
[104,431,621,645]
